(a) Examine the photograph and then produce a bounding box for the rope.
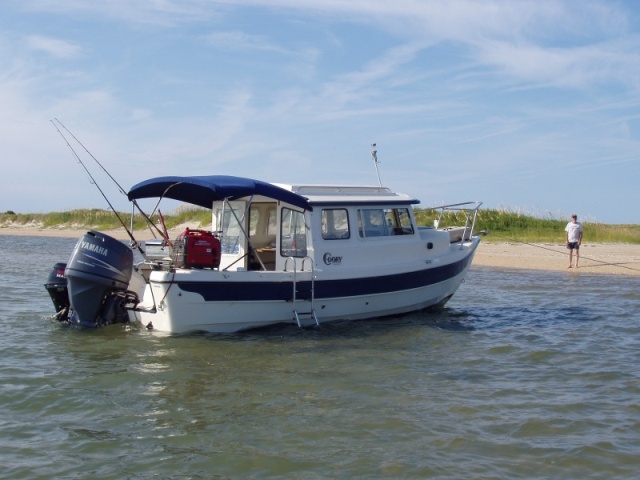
[494,237,640,274]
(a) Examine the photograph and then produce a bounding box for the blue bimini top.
[128,175,312,211]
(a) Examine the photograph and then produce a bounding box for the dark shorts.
[567,242,580,250]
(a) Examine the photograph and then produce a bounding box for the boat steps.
[293,307,320,328]
[286,256,319,328]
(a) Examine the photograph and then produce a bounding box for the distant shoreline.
[1,226,638,276]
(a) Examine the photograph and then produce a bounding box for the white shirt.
[565,221,583,243]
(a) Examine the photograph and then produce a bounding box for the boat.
[45,174,483,333]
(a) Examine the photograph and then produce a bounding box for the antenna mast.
[371,143,382,187]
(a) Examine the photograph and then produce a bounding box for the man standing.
[565,214,583,268]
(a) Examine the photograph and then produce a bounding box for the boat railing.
[427,201,483,246]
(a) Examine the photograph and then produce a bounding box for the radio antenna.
[371,143,382,187]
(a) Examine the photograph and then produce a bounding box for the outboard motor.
[44,262,70,321]
[64,230,137,327]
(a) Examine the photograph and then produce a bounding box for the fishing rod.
[52,120,170,244]
[50,119,144,252]
[53,118,128,197]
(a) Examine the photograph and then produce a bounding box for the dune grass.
[414,208,639,244]
[0,207,212,232]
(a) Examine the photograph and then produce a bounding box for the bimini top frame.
[128,175,313,211]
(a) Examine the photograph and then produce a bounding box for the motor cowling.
[44,262,70,321]
[64,231,136,327]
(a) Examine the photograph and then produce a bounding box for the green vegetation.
[414,207,640,244]
[2,207,639,244]
[0,207,212,232]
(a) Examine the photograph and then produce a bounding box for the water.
[1,235,639,479]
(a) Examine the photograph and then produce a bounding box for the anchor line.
[497,237,640,273]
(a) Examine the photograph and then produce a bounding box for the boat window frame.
[357,207,415,238]
[321,208,350,240]
[280,207,308,258]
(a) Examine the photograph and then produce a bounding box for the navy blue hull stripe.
[171,254,473,302]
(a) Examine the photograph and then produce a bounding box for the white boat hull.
[132,239,479,333]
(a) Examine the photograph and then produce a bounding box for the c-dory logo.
[323,252,342,265]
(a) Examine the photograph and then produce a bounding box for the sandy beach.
[0,225,183,241]
[1,225,638,276]
[472,241,639,276]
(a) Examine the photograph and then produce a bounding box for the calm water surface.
[1,235,639,479]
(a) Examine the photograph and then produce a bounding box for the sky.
[2,0,639,224]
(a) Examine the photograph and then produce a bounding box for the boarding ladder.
[285,256,319,328]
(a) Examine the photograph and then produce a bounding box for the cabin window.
[248,203,278,254]
[321,209,350,240]
[267,207,277,235]
[249,204,277,236]
[358,207,414,237]
[249,208,260,236]
[394,208,414,235]
[280,208,307,257]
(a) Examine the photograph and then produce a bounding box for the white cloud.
[474,36,640,90]
[21,0,219,26]
[26,35,82,58]
[203,31,286,53]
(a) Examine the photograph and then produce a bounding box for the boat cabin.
[128,175,478,278]
[210,183,423,273]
